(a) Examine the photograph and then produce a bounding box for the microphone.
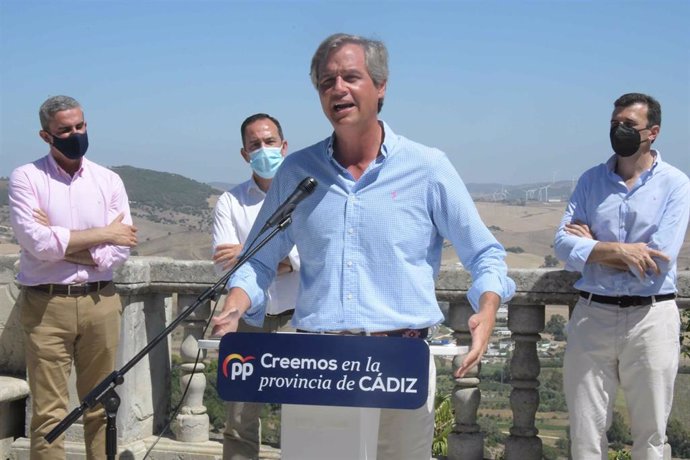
[260,177,318,233]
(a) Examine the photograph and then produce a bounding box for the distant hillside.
[466,180,575,203]
[0,174,573,209]
[112,165,217,213]
[208,181,236,192]
[0,180,7,206]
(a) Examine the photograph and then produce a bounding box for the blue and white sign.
[216,332,430,409]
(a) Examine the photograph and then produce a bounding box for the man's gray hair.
[310,33,389,112]
[39,95,82,131]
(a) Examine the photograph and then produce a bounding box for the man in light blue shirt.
[554,93,689,460]
[213,33,515,458]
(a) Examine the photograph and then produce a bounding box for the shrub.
[541,254,560,268]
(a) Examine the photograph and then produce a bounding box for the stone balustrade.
[0,255,688,459]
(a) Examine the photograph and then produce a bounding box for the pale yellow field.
[2,201,688,268]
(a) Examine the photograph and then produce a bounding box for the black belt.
[580,291,675,308]
[29,281,112,296]
[297,327,428,339]
[265,309,295,318]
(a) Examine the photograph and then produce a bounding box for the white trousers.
[376,356,436,460]
[564,298,680,460]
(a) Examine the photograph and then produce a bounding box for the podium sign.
[216,332,429,409]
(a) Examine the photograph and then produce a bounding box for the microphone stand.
[45,216,293,459]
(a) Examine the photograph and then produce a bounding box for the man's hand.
[106,213,138,247]
[211,305,242,337]
[564,221,593,239]
[33,208,51,226]
[277,257,293,275]
[587,240,670,277]
[566,221,670,277]
[211,288,251,337]
[455,292,500,378]
[616,242,670,279]
[213,243,244,270]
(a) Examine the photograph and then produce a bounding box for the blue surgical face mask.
[249,146,284,179]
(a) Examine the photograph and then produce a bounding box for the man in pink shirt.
[9,95,137,460]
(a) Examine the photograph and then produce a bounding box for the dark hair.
[310,33,388,113]
[39,95,81,131]
[614,93,661,127]
[240,113,284,147]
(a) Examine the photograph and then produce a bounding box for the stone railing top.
[0,375,30,402]
[1,254,688,306]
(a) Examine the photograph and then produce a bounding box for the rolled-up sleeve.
[647,177,690,273]
[228,173,295,326]
[432,154,516,311]
[9,168,70,261]
[554,177,596,273]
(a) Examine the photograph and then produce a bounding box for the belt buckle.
[68,282,92,296]
[67,283,82,296]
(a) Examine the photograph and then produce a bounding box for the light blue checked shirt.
[230,121,515,331]
[554,152,690,296]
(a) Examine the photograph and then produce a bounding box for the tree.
[680,308,690,359]
[539,369,567,411]
[545,314,567,341]
[666,418,690,457]
[432,393,454,457]
[541,254,560,268]
[606,410,632,450]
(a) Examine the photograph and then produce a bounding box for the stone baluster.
[446,299,484,460]
[172,294,210,442]
[504,303,544,460]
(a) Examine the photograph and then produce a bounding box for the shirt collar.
[325,120,397,160]
[46,152,86,179]
[605,149,662,183]
[248,176,267,196]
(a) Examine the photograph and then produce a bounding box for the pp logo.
[222,353,255,380]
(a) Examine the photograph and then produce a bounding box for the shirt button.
[348,228,354,234]
[347,261,353,267]
[347,293,353,300]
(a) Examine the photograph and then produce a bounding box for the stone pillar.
[446,300,484,460]
[172,294,210,442]
[504,304,544,460]
[116,291,173,446]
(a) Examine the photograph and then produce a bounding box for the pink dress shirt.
[9,154,132,285]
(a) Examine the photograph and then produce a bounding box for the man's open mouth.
[334,103,355,112]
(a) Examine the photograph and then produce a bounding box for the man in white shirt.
[211,113,299,460]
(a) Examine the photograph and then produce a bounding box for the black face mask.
[609,123,647,157]
[50,131,89,160]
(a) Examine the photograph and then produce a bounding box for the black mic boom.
[260,177,318,233]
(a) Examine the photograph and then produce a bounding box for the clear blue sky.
[1,0,688,186]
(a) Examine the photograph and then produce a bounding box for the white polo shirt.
[212,178,300,315]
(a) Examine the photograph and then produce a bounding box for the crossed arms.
[563,221,669,279]
[32,208,137,266]
[9,168,137,270]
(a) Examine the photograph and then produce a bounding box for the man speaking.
[212,33,514,458]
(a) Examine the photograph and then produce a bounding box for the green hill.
[0,166,219,212]
[111,165,217,213]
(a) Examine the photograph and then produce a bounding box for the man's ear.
[648,125,660,143]
[377,79,387,99]
[240,147,250,163]
[39,130,52,144]
[280,140,288,156]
